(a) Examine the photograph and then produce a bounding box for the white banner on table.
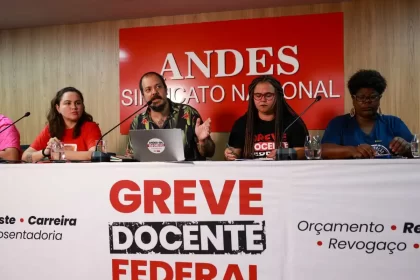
[0,160,419,280]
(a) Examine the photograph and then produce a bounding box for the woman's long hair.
[47,87,93,139]
[243,75,304,159]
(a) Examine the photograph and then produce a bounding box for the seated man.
[0,114,21,161]
[126,72,215,161]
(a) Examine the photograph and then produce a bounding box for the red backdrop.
[119,12,344,134]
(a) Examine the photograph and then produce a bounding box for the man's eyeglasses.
[254,92,275,101]
[353,94,382,103]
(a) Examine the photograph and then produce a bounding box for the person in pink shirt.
[0,114,21,161]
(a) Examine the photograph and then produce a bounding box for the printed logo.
[147,138,165,154]
[371,144,390,155]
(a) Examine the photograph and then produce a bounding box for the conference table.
[1,159,419,280]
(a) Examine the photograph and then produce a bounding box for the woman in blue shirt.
[322,69,413,159]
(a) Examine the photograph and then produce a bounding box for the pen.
[226,143,240,158]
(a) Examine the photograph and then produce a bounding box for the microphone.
[91,98,155,162]
[0,112,30,134]
[277,96,322,160]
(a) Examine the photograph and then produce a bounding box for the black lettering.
[69,219,77,226]
[387,242,396,254]
[350,224,358,232]
[0,216,16,224]
[377,241,386,251]
[375,224,384,232]
[28,216,36,225]
[403,222,414,233]
[314,223,322,235]
[297,221,308,231]
[397,242,407,251]
[323,223,333,232]
[333,223,349,232]
[329,238,338,248]
[365,241,375,254]
[27,216,77,226]
[359,223,368,232]
[34,231,41,240]
[337,241,347,249]
[348,240,356,249]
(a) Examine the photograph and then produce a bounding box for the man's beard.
[150,98,167,112]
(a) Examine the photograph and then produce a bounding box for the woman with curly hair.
[321,69,413,159]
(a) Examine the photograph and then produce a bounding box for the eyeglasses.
[254,92,275,101]
[352,94,382,103]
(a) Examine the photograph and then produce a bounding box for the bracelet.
[42,148,50,158]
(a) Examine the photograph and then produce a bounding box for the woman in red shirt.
[22,87,102,162]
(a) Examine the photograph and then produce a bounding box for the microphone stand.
[0,112,31,134]
[276,96,322,160]
[91,99,153,162]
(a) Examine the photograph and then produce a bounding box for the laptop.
[129,129,185,162]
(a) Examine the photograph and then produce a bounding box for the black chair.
[20,144,30,151]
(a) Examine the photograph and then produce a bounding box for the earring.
[350,107,355,117]
[378,107,382,116]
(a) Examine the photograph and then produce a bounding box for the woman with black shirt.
[225,75,308,160]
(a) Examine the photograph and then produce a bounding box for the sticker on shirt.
[371,144,390,156]
[63,144,77,151]
[147,138,165,154]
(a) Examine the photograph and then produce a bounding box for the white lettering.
[121,90,134,106]
[112,226,133,250]
[224,225,245,251]
[134,226,158,251]
[215,49,244,77]
[185,51,213,79]
[232,84,246,101]
[183,225,199,250]
[299,81,313,99]
[246,224,264,251]
[200,225,224,251]
[160,225,182,251]
[315,81,328,98]
[210,85,225,103]
[198,86,209,103]
[329,80,340,98]
[277,45,299,75]
[246,47,274,75]
[161,53,183,80]
[186,87,200,103]
[283,82,297,99]
[169,87,186,103]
